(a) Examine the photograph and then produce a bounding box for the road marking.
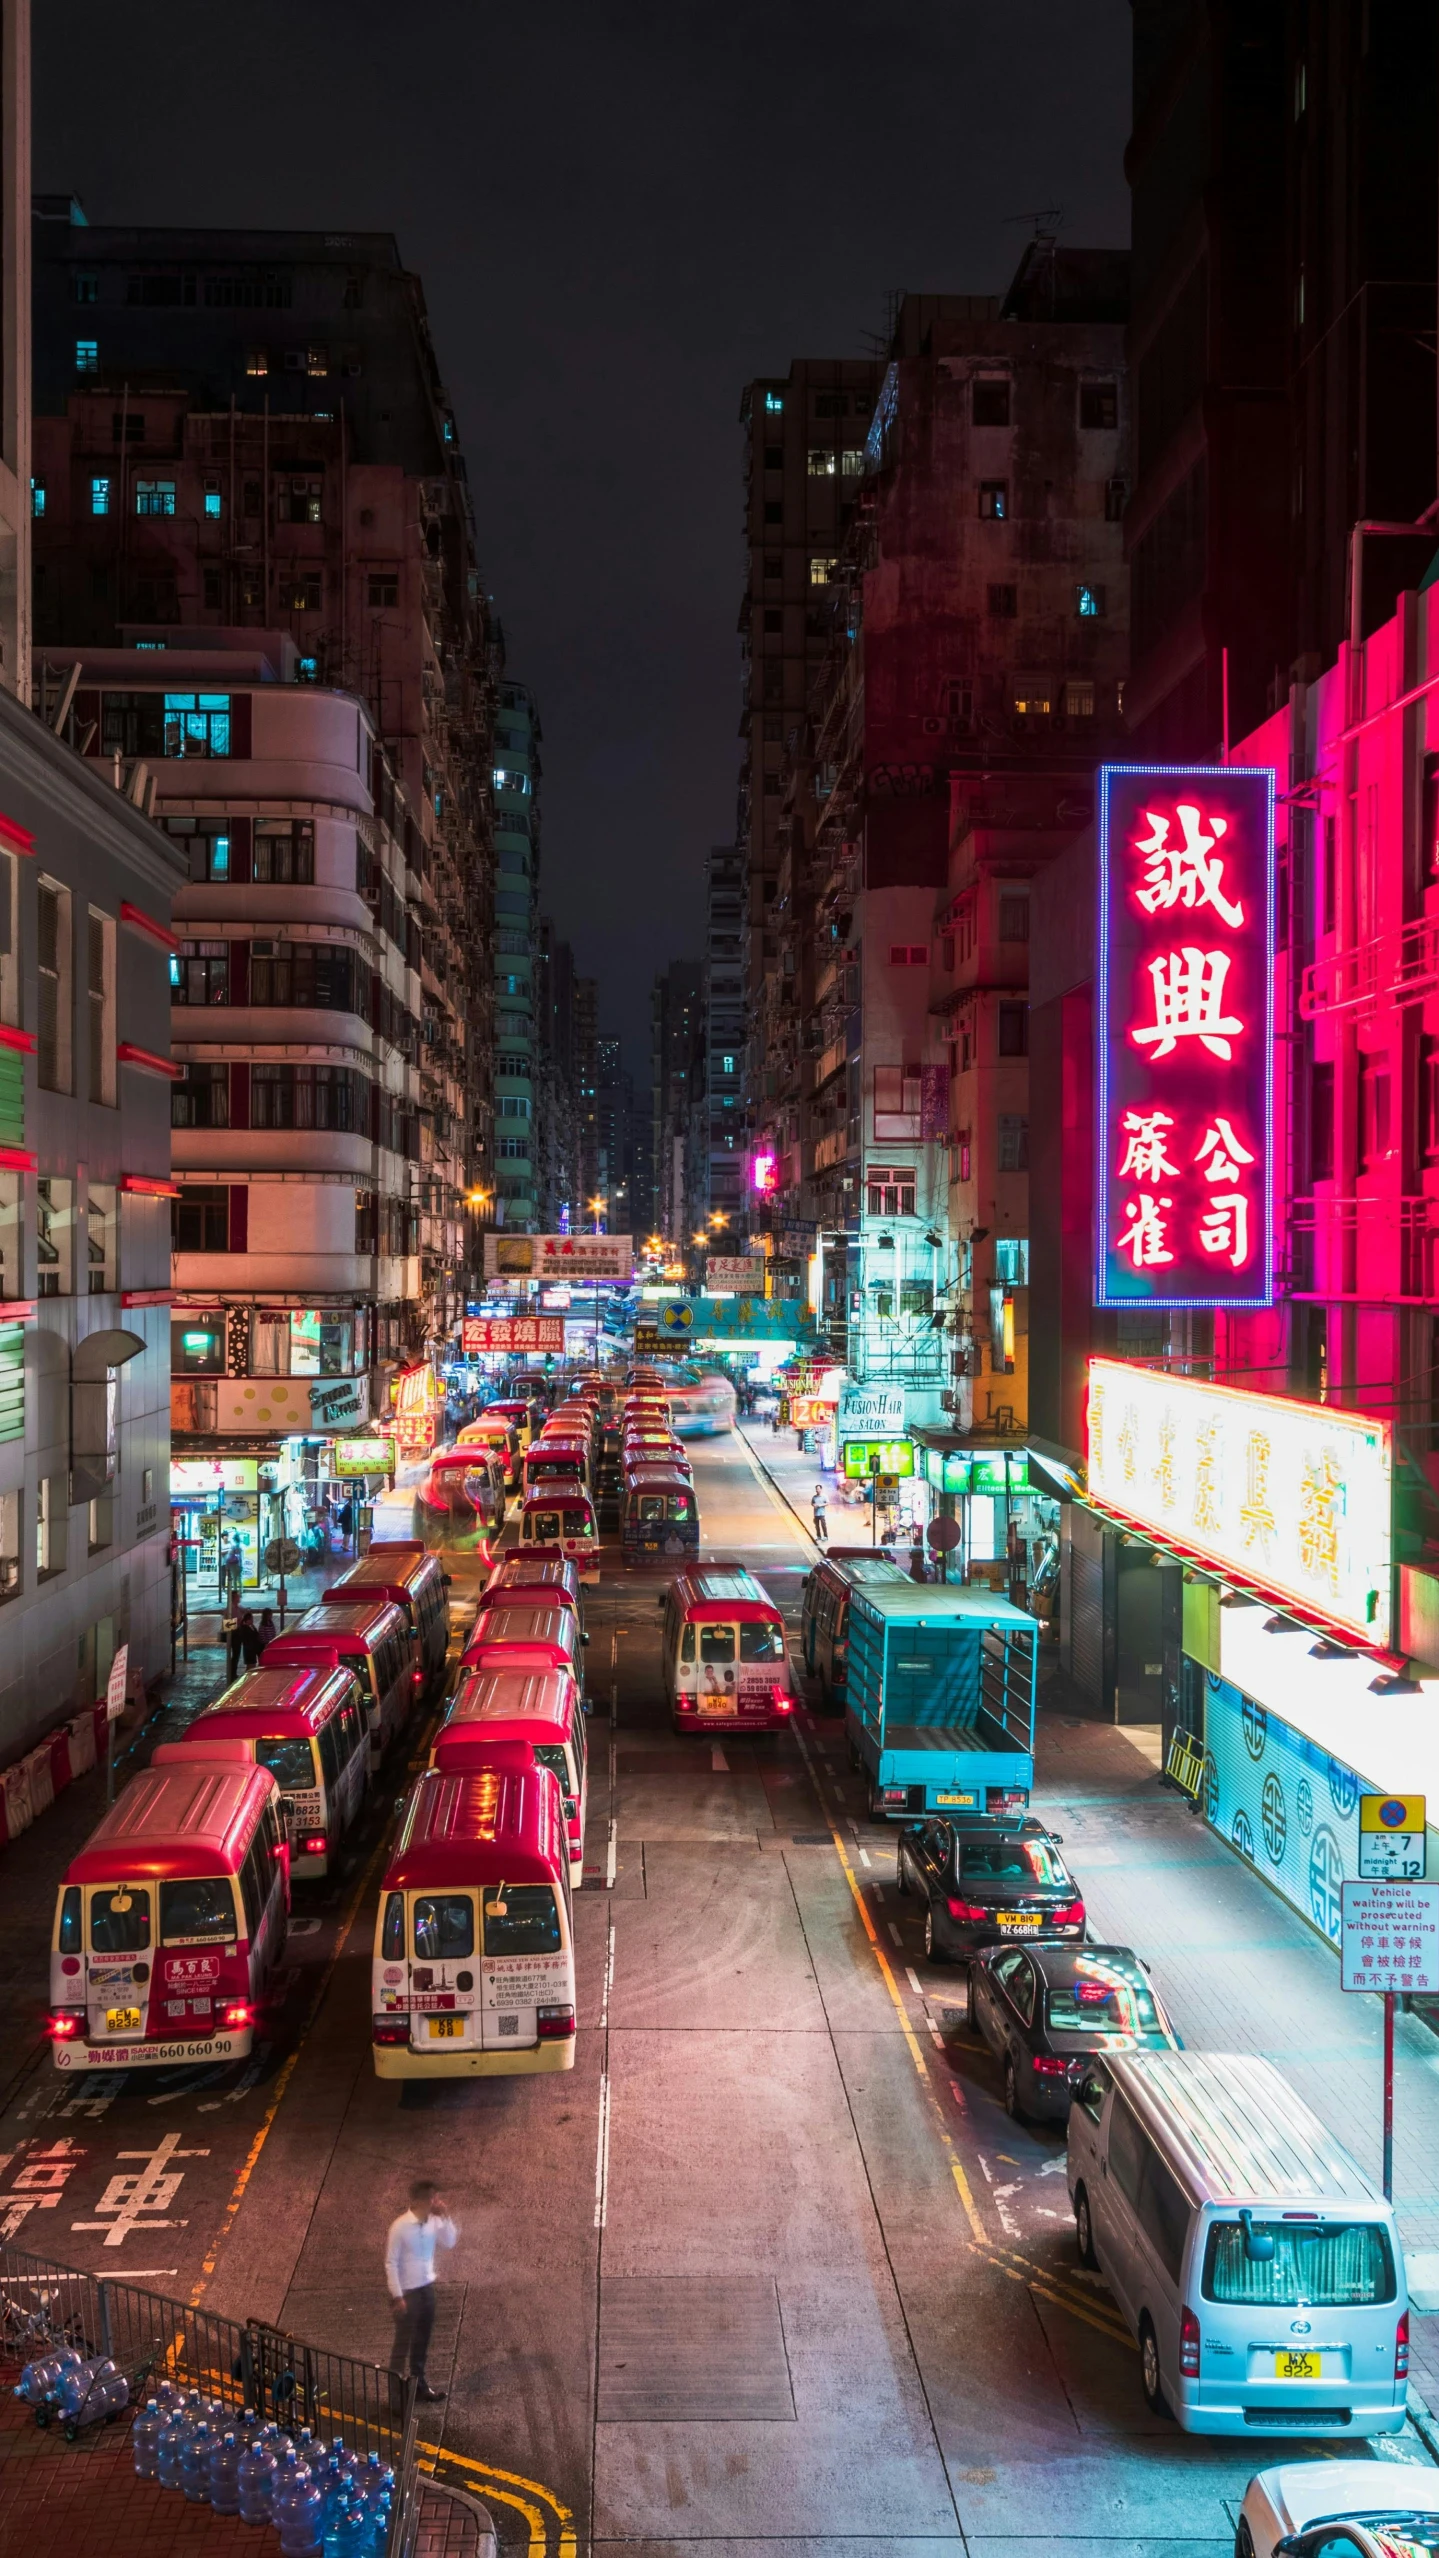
[605,1819,618,1890]
[420,2445,578,2558]
[905,1966,924,1997]
[598,1915,615,2030]
[593,2071,611,2229]
[857,1847,872,1867]
[887,1922,903,1947]
[711,1743,730,1772]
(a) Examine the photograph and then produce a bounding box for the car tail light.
[302,1834,328,1857]
[946,1899,989,1922]
[1051,1899,1086,1929]
[372,2015,411,2045]
[222,2001,254,2030]
[771,1687,794,1714]
[1032,2055,1069,2076]
[881,1788,906,1806]
[412,1668,424,1688]
[537,2004,576,2039]
[47,2010,84,2040]
[1179,2307,1200,2378]
[1396,2312,1410,2380]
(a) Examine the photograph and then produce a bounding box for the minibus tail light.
[1179,2307,1200,2378]
[537,2004,576,2039]
[770,1686,793,1714]
[1396,2312,1410,2380]
[222,2001,254,2030]
[302,1834,328,1857]
[47,2009,84,2040]
[372,2015,411,2045]
[1031,2055,1069,2076]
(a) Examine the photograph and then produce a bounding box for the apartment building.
[651,959,703,1244]
[492,680,540,1227]
[704,845,744,1224]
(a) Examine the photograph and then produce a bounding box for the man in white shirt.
[384,2178,458,2402]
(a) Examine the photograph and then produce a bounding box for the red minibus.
[432,1666,587,1886]
[456,1414,522,1489]
[371,1758,575,2076]
[461,1600,585,1688]
[263,1598,412,1768]
[661,1563,796,1733]
[484,1552,583,1620]
[622,1465,700,1567]
[418,1445,504,1553]
[49,1763,288,2070]
[524,1441,591,1497]
[153,1662,367,1876]
[325,1543,451,1704]
[622,1429,691,1474]
[517,1485,600,1582]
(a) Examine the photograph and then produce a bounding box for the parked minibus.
[460,1600,586,1690]
[432,1666,587,1886]
[371,1757,575,2076]
[1067,2048,1410,2437]
[484,1396,541,1451]
[623,1435,692,1481]
[263,1598,413,1769]
[49,1762,288,2070]
[153,1661,367,1875]
[456,1414,522,1489]
[524,1442,592,1498]
[661,1564,795,1732]
[418,1445,505,1552]
[517,1485,600,1582]
[622,1465,699,1567]
[325,1543,450,1703]
[800,1551,912,1705]
[484,1553,583,1620]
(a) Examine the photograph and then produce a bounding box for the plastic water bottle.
[324,2505,370,2558]
[275,2454,324,2557]
[237,2427,280,2525]
[156,2395,192,2488]
[132,2396,164,2477]
[361,2491,393,2557]
[209,2430,242,2514]
[180,2419,214,2503]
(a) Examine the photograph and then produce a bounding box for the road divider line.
[605,1818,617,1890]
[593,2069,611,2229]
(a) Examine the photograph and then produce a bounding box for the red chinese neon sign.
[1096,764,1275,1309]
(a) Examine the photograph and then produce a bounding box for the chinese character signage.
[706,1257,765,1293]
[842,1438,915,1480]
[1087,1358,1393,1646]
[486,1234,633,1280]
[1340,1881,1439,1995]
[461,1316,565,1353]
[1096,764,1275,1308]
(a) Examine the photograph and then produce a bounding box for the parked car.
[1237,2462,1439,2557]
[968,1939,1178,2120]
[896,1814,1085,1960]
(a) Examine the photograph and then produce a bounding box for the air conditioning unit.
[251,939,277,957]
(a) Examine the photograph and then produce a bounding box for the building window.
[997,1114,1029,1172]
[1063,681,1095,718]
[163,693,231,755]
[1311,1060,1335,1179]
[813,392,848,418]
[1104,477,1126,522]
[998,895,1030,942]
[972,376,1010,427]
[35,1477,67,1583]
[172,1187,231,1252]
[764,391,784,412]
[1080,379,1119,430]
[171,941,229,1004]
[841,448,864,475]
[1075,583,1106,618]
[75,338,99,374]
[245,348,268,375]
[0,1489,17,1601]
[29,479,44,518]
[763,501,783,525]
[135,478,177,516]
[1358,1052,1391,1168]
[807,449,836,477]
[72,271,99,305]
[282,572,323,612]
[994,1236,1029,1285]
[873,1067,922,1141]
[998,1002,1029,1057]
[1012,689,1052,718]
[762,553,782,579]
[87,908,116,1106]
[497,1136,531,1159]
[368,572,399,608]
[887,945,927,966]
[172,1062,229,1129]
[978,481,1007,520]
[866,1167,916,1218]
[279,477,323,525]
[202,477,223,519]
[808,556,836,586]
[86,1184,116,1294]
[987,583,1017,618]
[37,878,71,1094]
[89,474,111,517]
[763,608,781,633]
[36,1177,73,1294]
[253,818,314,883]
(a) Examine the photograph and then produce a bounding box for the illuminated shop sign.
[920,1449,1031,1495]
[461,1316,565,1352]
[842,1438,915,1480]
[1086,1358,1392,1646]
[1096,764,1275,1309]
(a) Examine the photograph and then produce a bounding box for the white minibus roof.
[1107,2050,1381,2209]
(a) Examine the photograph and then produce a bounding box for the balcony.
[1300,912,1439,1024]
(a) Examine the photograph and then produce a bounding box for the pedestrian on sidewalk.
[237,1609,263,1669]
[811,1480,829,1547]
[257,1606,278,1649]
[385,2179,458,2402]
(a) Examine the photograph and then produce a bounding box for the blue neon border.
[1094,761,1276,1312]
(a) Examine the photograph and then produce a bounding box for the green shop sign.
[920,1449,1031,1494]
[842,1439,915,1480]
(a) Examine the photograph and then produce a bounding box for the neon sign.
[750,1149,778,1195]
[1096,764,1275,1308]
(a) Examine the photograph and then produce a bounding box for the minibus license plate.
[105,2007,142,2033]
[1273,2349,1321,2380]
[698,1696,736,1717]
[428,2016,464,2040]
[996,1912,1041,1932]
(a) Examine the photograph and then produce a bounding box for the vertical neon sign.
[1096,763,1275,1309]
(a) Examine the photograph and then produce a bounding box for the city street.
[0,1422,1436,2556]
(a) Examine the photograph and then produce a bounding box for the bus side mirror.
[581,1631,590,1645]
[442,1574,453,1588]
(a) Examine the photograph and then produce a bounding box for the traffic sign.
[1340,1880,1439,1994]
[658,1301,693,1334]
[1358,1793,1427,1880]
[927,1516,963,1553]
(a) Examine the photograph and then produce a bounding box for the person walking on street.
[237,1609,263,1669]
[257,1607,278,1650]
[384,2179,458,2402]
[811,1479,829,1548]
[226,1615,245,1681]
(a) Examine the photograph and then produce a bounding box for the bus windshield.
[483,1886,562,1956]
[255,1736,319,1790]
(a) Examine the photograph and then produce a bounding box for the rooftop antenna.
[1004,204,1065,241]
[860,288,905,358]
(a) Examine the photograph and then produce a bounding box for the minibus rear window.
[1202,2219,1396,2306]
[700,1624,736,1664]
[561,1510,593,1536]
[161,1877,238,1943]
[739,1621,784,1662]
[58,1886,82,1953]
[256,1736,318,1790]
[90,1887,150,1951]
[483,1885,562,1956]
[413,1895,475,1960]
[381,1892,405,1959]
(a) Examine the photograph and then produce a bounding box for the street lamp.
[589,1194,607,1234]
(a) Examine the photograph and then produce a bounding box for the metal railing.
[0,2242,419,2554]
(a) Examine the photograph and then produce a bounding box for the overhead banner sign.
[706,1257,764,1293]
[1096,763,1275,1309]
[839,1383,906,1435]
[486,1234,633,1281]
[461,1316,565,1353]
[1086,1357,1393,1647]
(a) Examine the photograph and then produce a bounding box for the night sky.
[36,2,1130,1069]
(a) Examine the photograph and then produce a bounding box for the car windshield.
[1046,1967,1161,2036]
[255,1736,318,1790]
[740,1621,784,1662]
[959,1838,1068,1886]
[1202,2219,1397,2306]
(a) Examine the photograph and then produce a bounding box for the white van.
[1066,2050,1408,2438]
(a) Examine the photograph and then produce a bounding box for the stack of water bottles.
[128,2382,396,2553]
[13,2343,130,2428]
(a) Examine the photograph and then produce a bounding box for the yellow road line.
[423,2441,577,2555]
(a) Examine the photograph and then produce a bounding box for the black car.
[969,1940,1178,2121]
[896,1816,1085,1960]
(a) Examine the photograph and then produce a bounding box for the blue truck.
[844,1583,1038,1820]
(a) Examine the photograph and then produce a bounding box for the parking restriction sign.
[1340,1880,1439,1995]
[1357,1792,1426,1880]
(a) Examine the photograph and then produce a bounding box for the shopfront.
[913,1440,1063,1603]
[170,1451,300,1601]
